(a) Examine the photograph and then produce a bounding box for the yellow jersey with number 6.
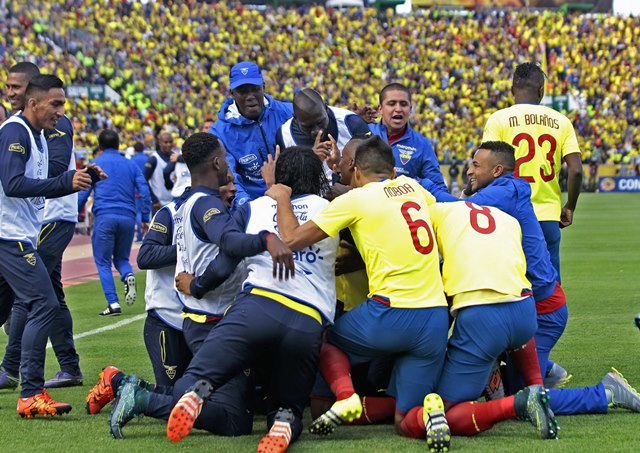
[482,103,581,221]
[312,175,447,309]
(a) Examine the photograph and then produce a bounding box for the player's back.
[482,104,580,221]
[331,175,446,309]
[430,201,530,314]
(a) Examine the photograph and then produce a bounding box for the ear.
[391,167,397,180]
[538,85,544,101]
[493,163,505,178]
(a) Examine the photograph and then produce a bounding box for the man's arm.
[134,165,152,223]
[162,160,176,190]
[45,117,74,177]
[210,127,251,207]
[561,152,582,228]
[0,124,83,198]
[137,207,176,269]
[418,137,447,190]
[143,156,159,205]
[192,196,294,279]
[266,184,329,250]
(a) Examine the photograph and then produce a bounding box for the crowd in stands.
[1,0,638,168]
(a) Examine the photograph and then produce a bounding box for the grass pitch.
[0,192,639,452]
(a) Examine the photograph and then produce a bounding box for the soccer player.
[136,170,238,387]
[369,83,446,190]
[78,129,151,316]
[0,63,83,391]
[269,136,451,450]
[210,61,293,207]
[144,131,175,211]
[276,88,370,184]
[130,141,149,242]
[426,200,557,439]
[482,62,583,279]
[0,74,98,417]
[422,141,640,417]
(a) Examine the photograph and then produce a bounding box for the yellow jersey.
[482,103,581,221]
[313,176,447,309]
[429,202,531,315]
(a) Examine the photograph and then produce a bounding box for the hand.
[260,145,280,190]
[175,272,195,295]
[170,152,180,163]
[86,163,108,180]
[326,134,340,173]
[351,102,379,123]
[335,241,365,276]
[141,222,150,235]
[72,169,93,191]
[312,130,332,161]
[560,206,574,228]
[265,183,292,203]
[265,233,295,280]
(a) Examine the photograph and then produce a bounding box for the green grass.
[1,192,639,452]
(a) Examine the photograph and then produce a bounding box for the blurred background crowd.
[1,0,638,170]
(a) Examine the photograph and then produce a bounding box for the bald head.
[293,88,329,139]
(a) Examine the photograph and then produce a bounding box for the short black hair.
[24,74,64,99]
[133,141,144,153]
[98,129,120,150]
[512,62,546,93]
[379,82,411,104]
[354,135,395,176]
[182,132,222,169]
[477,141,516,173]
[9,62,40,79]
[276,146,330,197]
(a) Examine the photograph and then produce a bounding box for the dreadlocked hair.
[276,146,330,197]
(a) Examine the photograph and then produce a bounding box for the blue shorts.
[327,298,449,413]
[437,297,537,404]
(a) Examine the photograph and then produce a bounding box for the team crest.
[24,253,36,266]
[243,368,251,377]
[164,365,177,380]
[399,151,414,165]
[241,67,249,75]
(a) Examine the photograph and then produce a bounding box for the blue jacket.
[210,94,292,207]
[78,149,151,221]
[369,122,446,191]
[421,174,558,301]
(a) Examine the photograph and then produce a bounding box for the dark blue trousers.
[0,239,59,397]
[143,311,191,387]
[173,292,324,442]
[1,221,80,380]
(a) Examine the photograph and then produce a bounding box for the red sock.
[509,337,543,386]
[446,397,516,436]
[398,406,425,439]
[346,396,396,425]
[318,342,354,400]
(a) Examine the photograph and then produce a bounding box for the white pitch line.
[46,313,146,349]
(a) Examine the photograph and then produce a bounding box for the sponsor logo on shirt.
[47,129,66,139]
[8,143,26,154]
[203,207,221,222]
[150,222,168,234]
[239,154,258,165]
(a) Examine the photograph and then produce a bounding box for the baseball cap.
[229,62,263,90]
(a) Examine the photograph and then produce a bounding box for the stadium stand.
[0,1,638,169]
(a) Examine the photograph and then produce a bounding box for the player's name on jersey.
[384,183,415,198]
[507,114,560,129]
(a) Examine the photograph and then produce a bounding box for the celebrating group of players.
[1,58,638,453]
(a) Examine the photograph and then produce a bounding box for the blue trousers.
[437,298,537,404]
[328,299,449,413]
[540,221,561,281]
[143,311,191,387]
[1,221,80,379]
[92,214,135,305]
[173,292,323,443]
[0,239,59,397]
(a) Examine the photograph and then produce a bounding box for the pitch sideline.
[46,313,146,350]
